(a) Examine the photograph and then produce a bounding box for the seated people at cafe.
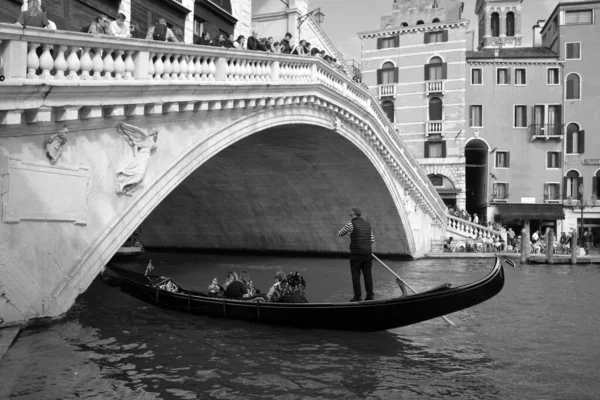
[465,237,474,252]
[493,236,502,252]
[514,236,521,253]
[474,235,484,252]
[443,237,455,252]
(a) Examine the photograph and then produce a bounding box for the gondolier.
[338,208,375,302]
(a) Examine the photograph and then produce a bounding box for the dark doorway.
[465,139,488,218]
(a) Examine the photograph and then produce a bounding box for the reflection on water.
[1,254,599,400]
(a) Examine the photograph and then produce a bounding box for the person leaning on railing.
[146,17,179,43]
[15,0,52,29]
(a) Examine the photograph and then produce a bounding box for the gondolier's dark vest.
[350,217,372,255]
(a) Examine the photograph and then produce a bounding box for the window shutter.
[394,67,399,83]
[547,152,552,168]
[424,142,430,158]
[566,131,573,153]
[442,30,449,42]
[544,184,549,201]
[377,69,383,85]
[442,141,447,158]
[377,38,383,49]
[506,183,510,198]
[593,176,598,198]
[506,152,510,168]
[563,177,568,199]
[442,63,448,79]
[493,183,498,198]
[506,68,511,84]
[469,106,473,127]
[394,35,400,47]
[578,177,584,199]
[567,76,574,99]
[578,130,585,154]
[424,32,430,44]
[558,152,562,167]
[424,65,430,81]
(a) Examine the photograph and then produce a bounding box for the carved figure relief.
[116,122,158,196]
[45,128,68,164]
[332,115,343,132]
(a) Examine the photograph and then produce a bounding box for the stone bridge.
[0,24,447,326]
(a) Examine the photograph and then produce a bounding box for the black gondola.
[102,258,505,332]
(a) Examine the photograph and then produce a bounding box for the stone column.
[500,10,506,37]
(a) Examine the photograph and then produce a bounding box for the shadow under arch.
[66,107,417,299]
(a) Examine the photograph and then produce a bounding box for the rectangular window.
[497,68,509,85]
[470,105,483,127]
[471,68,482,85]
[430,32,443,43]
[547,68,560,85]
[544,183,560,201]
[547,152,560,168]
[564,10,593,25]
[514,105,527,128]
[381,69,396,84]
[515,68,527,85]
[381,37,396,49]
[566,42,581,59]
[425,141,446,158]
[493,183,509,200]
[495,151,510,168]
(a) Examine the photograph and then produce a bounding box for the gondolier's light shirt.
[338,220,375,243]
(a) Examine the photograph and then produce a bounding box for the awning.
[496,203,565,220]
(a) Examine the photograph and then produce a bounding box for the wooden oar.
[372,254,455,326]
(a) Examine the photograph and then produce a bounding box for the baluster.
[39,44,55,80]
[171,54,180,80]
[26,42,40,79]
[201,57,210,80]
[193,56,202,80]
[179,55,189,80]
[113,50,125,80]
[102,48,114,80]
[124,50,135,80]
[162,54,173,80]
[208,57,216,80]
[79,47,93,80]
[154,53,164,79]
[66,46,81,80]
[54,45,68,80]
[91,48,104,80]
[265,61,272,81]
[240,59,248,80]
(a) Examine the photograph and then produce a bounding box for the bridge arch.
[65,106,418,302]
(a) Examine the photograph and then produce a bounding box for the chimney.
[532,19,546,48]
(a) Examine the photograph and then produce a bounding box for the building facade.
[359,0,470,210]
[362,0,600,244]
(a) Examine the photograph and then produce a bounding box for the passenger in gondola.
[224,271,248,299]
[208,278,223,295]
[239,270,256,297]
[267,271,286,300]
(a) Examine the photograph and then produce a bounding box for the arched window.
[491,12,500,37]
[417,20,425,25]
[432,18,440,23]
[566,73,581,100]
[382,100,394,122]
[379,61,397,84]
[429,97,443,121]
[565,170,581,199]
[566,122,584,154]
[428,56,444,80]
[506,12,515,36]
[401,22,409,27]
[429,174,444,186]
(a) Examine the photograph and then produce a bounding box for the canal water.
[1,253,599,399]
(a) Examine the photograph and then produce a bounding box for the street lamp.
[569,183,597,241]
[298,7,325,28]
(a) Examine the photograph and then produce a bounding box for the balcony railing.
[529,123,564,141]
[378,84,396,98]
[426,80,444,95]
[426,120,443,135]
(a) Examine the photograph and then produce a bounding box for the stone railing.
[0,23,448,224]
[447,215,501,240]
[426,121,443,135]
[425,80,444,95]
[378,84,396,98]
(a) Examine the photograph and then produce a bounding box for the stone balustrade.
[0,23,448,224]
[425,80,444,94]
[447,215,501,240]
[426,121,444,135]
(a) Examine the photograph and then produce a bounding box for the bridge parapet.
[0,23,447,226]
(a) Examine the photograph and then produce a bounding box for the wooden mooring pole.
[571,228,578,265]
[546,228,554,264]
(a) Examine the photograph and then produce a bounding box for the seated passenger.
[267,271,286,300]
[239,270,256,297]
[208,278,222,294]
[270,271,308,303]
[224,274,248,299]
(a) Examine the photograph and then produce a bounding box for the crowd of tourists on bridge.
[14,1,356,82]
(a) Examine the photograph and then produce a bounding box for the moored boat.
[102,258,505,332]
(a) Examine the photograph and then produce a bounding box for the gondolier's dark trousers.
[350,256,373,299]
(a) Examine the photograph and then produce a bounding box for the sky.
[311,0,558,62]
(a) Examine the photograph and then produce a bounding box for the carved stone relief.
[116,122,159,196]
[45,127,68,165]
